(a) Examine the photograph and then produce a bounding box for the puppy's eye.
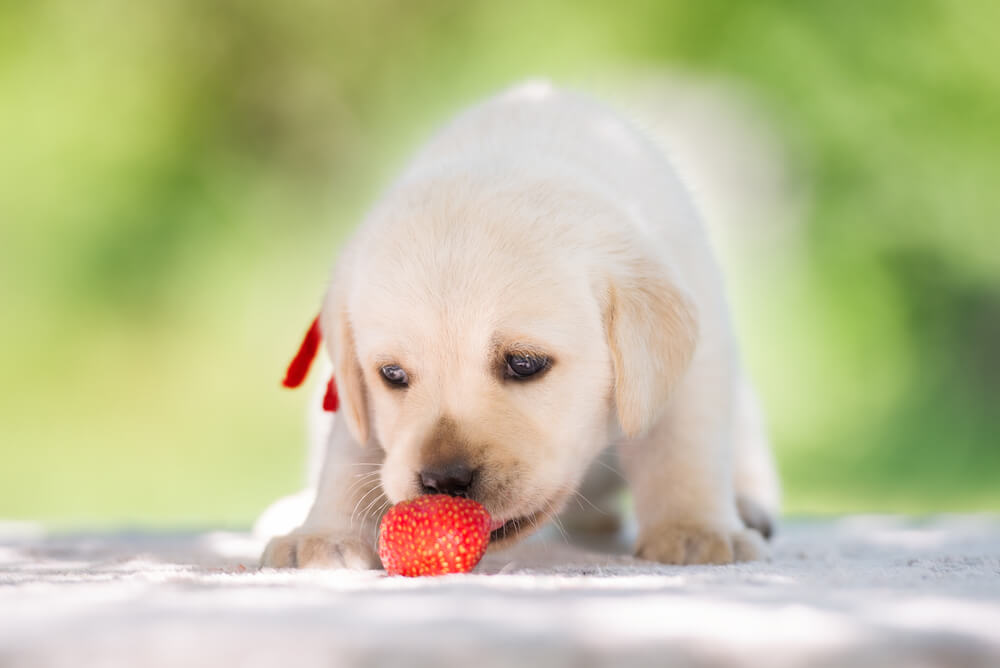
[380,364,409,387]
[505,354,549,379]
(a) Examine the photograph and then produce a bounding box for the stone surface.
[1,515,998,667]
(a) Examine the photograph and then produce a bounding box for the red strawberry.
[378,495,492,576]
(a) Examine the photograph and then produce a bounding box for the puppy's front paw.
[260,531,379,570]
[636,524,768,565]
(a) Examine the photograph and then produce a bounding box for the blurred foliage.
[1,0,997,526]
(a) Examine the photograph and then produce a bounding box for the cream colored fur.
[261,81,780,569]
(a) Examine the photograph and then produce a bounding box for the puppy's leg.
[621,367,767,565]
[261,417,386,569]
[733,376,781,539]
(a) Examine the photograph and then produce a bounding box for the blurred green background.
[1,0,997,527]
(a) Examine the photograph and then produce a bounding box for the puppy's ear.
[321,256,370,446]
[604,259,699,438]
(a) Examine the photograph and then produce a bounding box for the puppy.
[261,81,780,569]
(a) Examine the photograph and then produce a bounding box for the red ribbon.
[282,315,338,412]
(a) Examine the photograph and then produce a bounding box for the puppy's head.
[321,174,697,544]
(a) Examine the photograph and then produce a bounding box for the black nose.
[420,463,475,497]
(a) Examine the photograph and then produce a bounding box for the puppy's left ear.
[321,252,371,447]
[604,258,699,438]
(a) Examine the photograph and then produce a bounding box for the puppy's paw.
[260,531,379,570]
[635,524,769,565]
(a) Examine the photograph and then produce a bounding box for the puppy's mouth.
[488,511,543,543]
[487,491,568,546]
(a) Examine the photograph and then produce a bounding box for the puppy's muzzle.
[419,461,475,497]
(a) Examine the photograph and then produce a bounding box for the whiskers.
[346,464,390,535]
[590,456,627,483]
[344,469,382,498]
[540,498,570,544]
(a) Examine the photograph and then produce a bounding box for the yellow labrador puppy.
[262,81,780,569]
